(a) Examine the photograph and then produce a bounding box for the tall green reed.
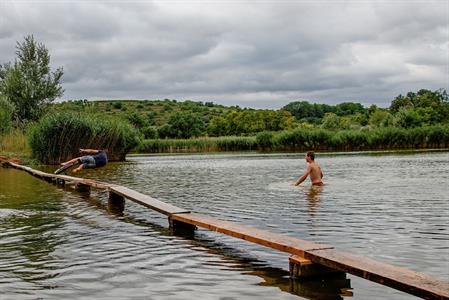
[28,112,140,164]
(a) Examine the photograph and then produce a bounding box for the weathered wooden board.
[172,212,449,299]
[304,249,449,300]
[7,161,111,189]
[171,212,332,256]
[109,186,190,216]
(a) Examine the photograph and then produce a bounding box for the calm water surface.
[0,151,448,300]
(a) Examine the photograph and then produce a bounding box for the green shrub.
[112,101,122,109]
[28,112,140,164]
[141,126,158,139]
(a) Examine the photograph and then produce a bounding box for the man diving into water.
[55,149,108,174]
[294,151,324,186]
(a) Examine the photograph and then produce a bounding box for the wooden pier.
[2,160,448,300]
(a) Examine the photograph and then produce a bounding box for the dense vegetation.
[28,112,139,164]
[0,36,448,162]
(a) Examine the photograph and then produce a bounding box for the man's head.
[305,151,315,162]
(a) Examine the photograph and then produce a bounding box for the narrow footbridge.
[2,160,448,300]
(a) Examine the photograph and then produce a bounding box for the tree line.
[0,35,448,161]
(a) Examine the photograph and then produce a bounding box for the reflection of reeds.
[137,126,449,153]
[28,112,140,164]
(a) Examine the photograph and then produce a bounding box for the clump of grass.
[28,112,140,164]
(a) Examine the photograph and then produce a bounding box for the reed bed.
[137,136,256,153]
[137,125,449,153]
[28,112,140,164]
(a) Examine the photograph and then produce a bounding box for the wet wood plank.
[290,254,313,265]
[305,249,449,300]
[109,186,190,216]
[171,212,332,256]
[172,212,449,299]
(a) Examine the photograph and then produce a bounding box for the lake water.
[0,151,448,299]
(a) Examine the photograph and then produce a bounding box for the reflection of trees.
[1,212,66,283]
[0,168,65,283]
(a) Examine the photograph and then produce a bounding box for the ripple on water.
[1,153,448,300]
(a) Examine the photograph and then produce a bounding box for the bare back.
[308,162,323,184]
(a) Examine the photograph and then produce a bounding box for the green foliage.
[112,101,122,109]
[215,136,256,151]
[163,112,206,138]
[137,136,256,153]
[390,89,449,123]
[0,95,14,134]
[321,113,340,130]
[369,109,392,128]
[282,101,334,121]
[126,112,147,129]
[393,108,425,128]
[0,35,63,122]
[28,112,140,164]
[141,126,158,139]
[335,102,366,116]
[256,131,275,150]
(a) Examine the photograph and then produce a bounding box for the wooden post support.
[169,217,196,236]
[289,255,345,279]
[108,192,125,214]
[75,183,91,193]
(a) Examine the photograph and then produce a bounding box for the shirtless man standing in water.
[294,151,324,186]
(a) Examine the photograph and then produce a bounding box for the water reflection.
[2,152,448,300]
[298,185,323,217]
[0,168,66,286]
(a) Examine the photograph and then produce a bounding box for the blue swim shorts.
[79,155,96,168]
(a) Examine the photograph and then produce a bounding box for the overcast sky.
[1,0,448,108]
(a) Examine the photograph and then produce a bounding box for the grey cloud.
[1,0,447,108]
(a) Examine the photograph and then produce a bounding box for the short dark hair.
[306,151,315,160]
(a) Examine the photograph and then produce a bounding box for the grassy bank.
[136,125,449,153]
[0,129,32,162]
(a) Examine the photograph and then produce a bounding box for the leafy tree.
[207,116,228,136]
[112,101,123,109]
[393,108,423,128]
[126,112,147,129]
[369,109,392,128]
[283,101,334,121]
[0,95,14,134]
[0,35,64,122]
[165,112,205,138]
[390,89,448,112]
[157,124,172,139]
[321,112,340,130]
[335,102,366,116]
[141,126,158,139]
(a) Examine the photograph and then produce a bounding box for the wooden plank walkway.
[2,160,448,299]
[109,185,190,216]
[171,212,449,300]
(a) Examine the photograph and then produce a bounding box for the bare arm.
[294,165,311,186]
[79,148,100,155]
